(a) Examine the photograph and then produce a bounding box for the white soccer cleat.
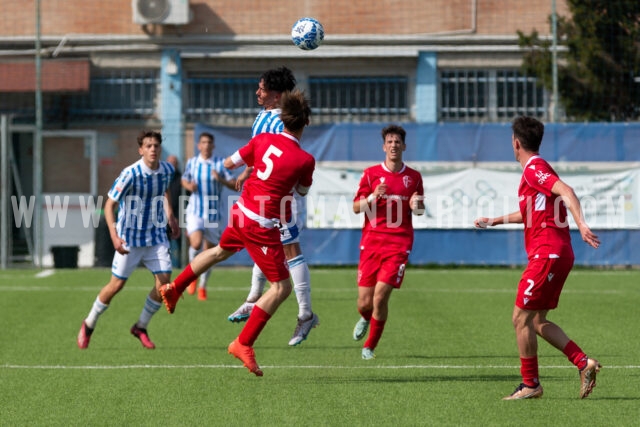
[288,313,320,346]
[353,317,370,341]
[362,347,375,360]
[227,301,255,323]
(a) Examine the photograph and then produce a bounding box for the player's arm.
[181,177,198,193]
[353,182,387,214]
[211,169,237,191]
[295,183,311,197]
[224,151,246,170]
[551,179,600,248]
[295,158,315,197]
[164,189,180,240]
[234,167,253,191]
[410,192,425,216]
[104,197,129,254]
[474,210,523,228]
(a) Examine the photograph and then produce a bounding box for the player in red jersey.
[474,116,601,400]
[159,90,315,376]
[351,124,425,360]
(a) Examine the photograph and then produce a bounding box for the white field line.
[1,363,639,370]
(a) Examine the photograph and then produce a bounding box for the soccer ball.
[291,17,324,50]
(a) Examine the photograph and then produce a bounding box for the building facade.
[0,0,568,265]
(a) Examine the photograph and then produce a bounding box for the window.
[309,76,409,123]
[183,75,410,125]
[440,69,546,121]
[65,70,158,120]
[184,77,258,125]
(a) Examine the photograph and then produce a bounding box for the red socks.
[358,308,373,321]
[173,264,197,294]
[363,317,386,350]
[520,356,539,388]
[563,340,588,370]
[238,305,272,347]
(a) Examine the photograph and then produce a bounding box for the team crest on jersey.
[403,176,412,188]
[536,170,551,185]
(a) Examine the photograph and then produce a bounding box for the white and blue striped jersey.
[108,159,174,247]
[183,155,233,223]
[252,108,283,137]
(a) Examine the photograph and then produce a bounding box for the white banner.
[306,166,640,229]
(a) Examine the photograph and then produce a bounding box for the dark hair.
[512,116,544,152]
[137,130,162,147]
[280,90,311,132]
[260,66,296,93]
[199,132,214,142]
[381,124,406,144]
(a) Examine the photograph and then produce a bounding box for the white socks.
[247,263,266,302]
[188,246,201,262]
[288,255,312,320]
[136,295,162,329]
[85,296,108,329]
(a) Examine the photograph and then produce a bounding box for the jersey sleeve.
[523,162,559,196]
[353,169,372,202]
[107,169,133,202]
[416,171,425,196]
[183,158,193,181]
[237,138,256,167]
[297,156,315,191]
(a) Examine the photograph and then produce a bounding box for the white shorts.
[278,218,302,245]
[186,213,223,244]
[279,193,305,245]
[111,242,172,279]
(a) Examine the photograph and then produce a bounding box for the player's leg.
[78,248,141,349]
[229,238,290,376]
[532,256,600,398]
[361,281,393,359]
[196,234,218,301]
[160,219,243,313]
[186,215,205,295]
[284,237,319,345]
[130,245,172,349]
[504,262,546,400]
[360,251,407,358]
[227,263,265,322]
[354,249,376,342]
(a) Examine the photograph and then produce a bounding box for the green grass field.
[1,267,639,426]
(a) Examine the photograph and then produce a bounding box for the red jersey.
[519,156,573,259]
[235,132,315,223]
[354,162,424,248]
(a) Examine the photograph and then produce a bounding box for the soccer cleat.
[288,313,320,346]
[502,383,544,400]
[159,282,182,314]
[197,287,207,301]
[362,347,375,360]
[77,321,93,349]
[130,324,156,349]
[579,358,602,399]
[187,280,197,295]
[228,338,263,376]
[353,317,370,341]
[227,301,255,323]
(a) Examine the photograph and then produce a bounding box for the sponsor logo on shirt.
[536,170,551,185]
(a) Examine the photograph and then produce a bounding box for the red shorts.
[357,233,410,289]
[516,256,574,310]
[219,207,289,283]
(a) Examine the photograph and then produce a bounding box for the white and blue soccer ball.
[291,17,324,50]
